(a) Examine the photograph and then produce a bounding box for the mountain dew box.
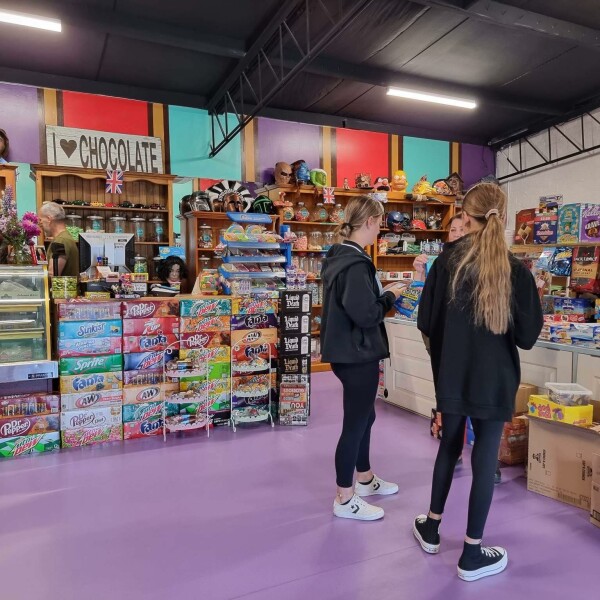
[0,432,60,458]
[59,354,123,376]
[179,298,231,317]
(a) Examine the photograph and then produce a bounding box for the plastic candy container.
[329,204,345,224]
[295,202,310,222]
[294,231,308,251]
[310,203,328,223]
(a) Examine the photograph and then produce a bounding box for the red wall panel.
[335,129,389,188]
[62,91,149,136]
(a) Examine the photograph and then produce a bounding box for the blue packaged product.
[394,281,424,319]
[549,247,573,277]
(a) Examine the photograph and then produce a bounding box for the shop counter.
[383,317,600,418]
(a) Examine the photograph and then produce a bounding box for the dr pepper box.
[0,414,59,438]
[180,331,230,350]
[280,291,312,314]
[180,298,231,318]
[61,406,122,431]
[122,317,180,337]
[121,299,179,319]
[534,213,558,244]
[61,389,123,411]
[59,354,123,376]
[0,432,60,459]
[58,301,121,321]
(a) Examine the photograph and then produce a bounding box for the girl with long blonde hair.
[412,183,542,581]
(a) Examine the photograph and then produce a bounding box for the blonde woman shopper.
[321,196,405,521]
[412,183,542,581]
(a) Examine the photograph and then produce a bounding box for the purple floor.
[1,372,598,599]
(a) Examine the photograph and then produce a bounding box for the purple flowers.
[1,187,41,246]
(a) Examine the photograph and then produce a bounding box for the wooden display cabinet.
[31,165,175,283]
[0,164,17,201]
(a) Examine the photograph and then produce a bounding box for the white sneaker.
[354,475,399,497]
[333,494,384,521]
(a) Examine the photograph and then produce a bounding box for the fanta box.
[59,354,123,376]
[122,401,163,423]
[528,394,593,427]
[179,315,231,334]
[61,389,123,412]
[58,337,122,358]
[61,424,123,448]
[61,406,123,431]
[123,334,179,354]
[123,417,163,440]
[0,414,60,439]
[123,349,178,372]
[58,319,122,339]
[123,382,178,405]
[230,313,279,331]
[0,432,60,458]
[60,371,123,395]
[122,317,180,336]
[179,298,231,318]
[121,299,179,319]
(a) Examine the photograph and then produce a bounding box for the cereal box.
[59,354,123,376]
[279,313,310,334]
[58,337,123,358]
[0,394,60,418]
[123,334,179,353]
[179,298,231,317]
[122,401,163,423]
[123,349,178,372]
[121,299,179,319]
[180,331,230,350]
[61,389,123,411]
[232,374,270,409]
[60,371,123,394]
[538,195,562,213]
[279,334,311,356]
[514,209,536,244]
[123,417,163,440]
[557,204,582,243]
[58,301,121,321]
[280,291,311,314]
[58,319,122,339]
[61,425,123,448]
[230,314,279,331]
[179,315,231,334]
[61,406,123,431]
[580,204,600,243]
[179,347,230,364]
[534,213,558,244]
[123,382,179,405]
[231,297,277,315]
[231,327,277,348]
[122,317,180,336]
[0,414,60,438]
[0,432,60,458]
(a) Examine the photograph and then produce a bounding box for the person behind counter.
[39,202,79,277]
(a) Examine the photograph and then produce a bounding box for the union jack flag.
[322,186,335,204]
[106,169,124,194]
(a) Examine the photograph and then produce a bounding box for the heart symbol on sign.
[60,139,77,158]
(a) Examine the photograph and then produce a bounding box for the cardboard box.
[534,213,558,244]
[57,301,121,321]
[58,337,122,358]
[60,371,123,395]
[280,334,311,356]
[59,354,123,376]
[515,383,538,414]
[180,331,230,350]
[0,414,60,438]
[122,401,163,423]
[121,299,179,319]
[61,389,123,411]
[279,313,310,334]
[230,313,279,331]
[122,317,180,336]
[179,298,231,317]
[123,417,163,440]
[179,347,230,364]
[528,417,600,511]
[557,204,582,244]
[58,319,122,339]
[279,355,311,376]
[580,203,600,243]
[280,291,311,314]
[123,349,178,372]
[123,334,179,353]
[0,394,60,418]
[61,425,123,448]
[0,432,60,458]
[61,406,123,431]
[179,315,231,334]
[279,383,309,426]
[230,297,277,315]
[514,208,536,244]
[528,394,593,427]
[592,453,600,528]
[122,382,179,405]
[498,415,529,465]
[231,327,277,348]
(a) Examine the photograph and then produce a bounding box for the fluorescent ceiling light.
[387,87,477,109]
[0,9,61,32]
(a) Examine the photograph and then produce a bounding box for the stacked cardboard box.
[121,299,179,440]
[498,415,529,465]
[58,302,124,447]
[591,454,600,528]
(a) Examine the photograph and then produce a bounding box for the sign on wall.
[46,125,164,174]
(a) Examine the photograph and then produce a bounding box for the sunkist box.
[528,417,600,511]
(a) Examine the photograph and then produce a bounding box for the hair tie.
[485,208,499,220]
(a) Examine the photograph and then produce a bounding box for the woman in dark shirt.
[412,183,542,582]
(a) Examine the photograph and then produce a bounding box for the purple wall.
[256,118,321,183]
[460,143,496,188]
[0,83,40,163]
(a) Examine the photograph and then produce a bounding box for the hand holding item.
[384,279,412,299]
[413,254,428,281]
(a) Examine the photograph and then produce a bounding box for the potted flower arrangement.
[0,185,41,264]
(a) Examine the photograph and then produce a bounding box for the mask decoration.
[274,162,292,185]
[188,191,211,212]
[391,170,408,192]
[373,176,390,191]
[251,195,275,214]
[355,173,372,189]
[291,160,311,184]
[309,169,328,187]
[446,172,464,195]
[206,180,253,213]
[433,179,453,195]
[386,211,411,233]
[412,175,435,195]
[427,212,442,230]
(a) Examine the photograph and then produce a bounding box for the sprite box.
[0,432,60,459]
[60,354,123,376]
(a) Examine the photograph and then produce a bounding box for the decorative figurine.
[291,160,311,184]
[391,170,407,192]
[355,173,372,189]
[343,178,350,190]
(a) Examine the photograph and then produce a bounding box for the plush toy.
[391,170,407,192]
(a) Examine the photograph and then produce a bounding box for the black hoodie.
[321,241,395,364]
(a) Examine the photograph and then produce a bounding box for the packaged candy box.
[123,417,163,440]
[180,298,231,317]
[60,371,123,394]
[59,354,123,376]
[123,349,178,372]
[58,337,122,358]
[123,334,179,353]
[0,432,60,458]
[122,317,180,336]
[179,315,231,334]
[61,389,123,411]
[0,414,60,438]
[580,204,600,243]
[58,301,121,321]
[231,297,277,315]
[0,394,59,418]
[123,382,179,405]
[528,394,593,427]
[61,425,123,448]
[122,299,179,319]
[122,401,163,423]
[58,319,122,339]
[230,314,279,331]
[557,204,581,243]
[180,332,230,350]
[61,406,123,431]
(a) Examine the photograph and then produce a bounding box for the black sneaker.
[412,514,441,554]
[457,543,508,581]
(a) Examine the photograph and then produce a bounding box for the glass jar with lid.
[199,256,212,271]
[295,202,310,222]
[108,216,126,234]
[130,217,146,242]
[86,215,105,233]
[323,231,335,250]
[151,256,162,280]
[133,255,148,274]
[310,203,328,223]
[199,224,213,249]
[282,205,294,221]
[329,204,345,224]
[309,231,323,250]
[149,217,165,243]
[294,230,308,251]
[66,214,83,240]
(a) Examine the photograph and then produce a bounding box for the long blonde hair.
[336,195,384,239]
[451,183,511,335]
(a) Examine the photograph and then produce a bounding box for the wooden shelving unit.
[0,164,17,200]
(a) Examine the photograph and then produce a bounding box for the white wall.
[496,108,600,231]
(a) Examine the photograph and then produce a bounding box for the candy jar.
[86,215,105,233]
[295,202,310,222]
[309,231,323,250]
[130,217,146,242]
[282,205,295,221]
[199,224,213,248]
[151,256,162,279]
[310,202,328,223]
[133,255,148,274]
[108,216,126,234]
[294,230,308,251]
[323,231,335,250]
[150,217,165,243]
[66,214,83,240]
[329,204,345,224]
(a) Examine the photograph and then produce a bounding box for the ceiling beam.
[408,0,600,49]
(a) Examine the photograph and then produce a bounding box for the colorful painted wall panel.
[334,129,388,188]
[402,137,450,189]
[62,91,150,136]
[14,163,36,217]
[460,143,496,188]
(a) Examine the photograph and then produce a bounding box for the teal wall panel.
[14,163,36,217]
[171,179,193,235]
[403,138,450,188]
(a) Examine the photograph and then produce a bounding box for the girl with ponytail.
[412,183,542,581]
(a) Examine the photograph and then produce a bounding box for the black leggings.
[430,414,504,539]
[331,360,380,488]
